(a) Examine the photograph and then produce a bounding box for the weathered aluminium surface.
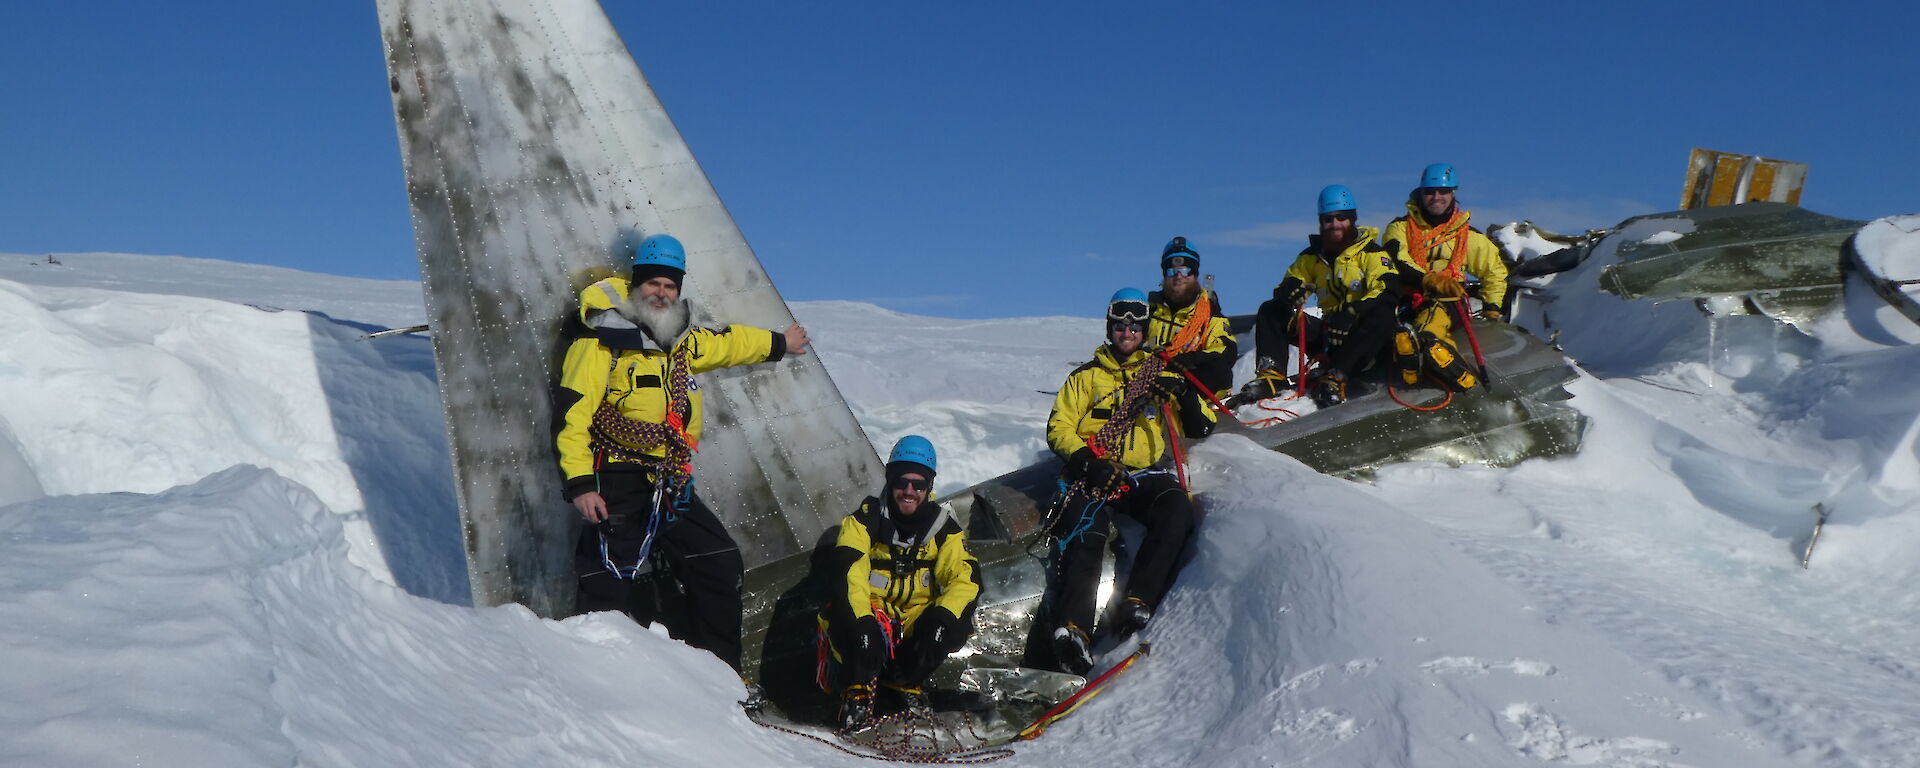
[375,0,883,617]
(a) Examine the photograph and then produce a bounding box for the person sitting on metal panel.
[1043,289,1215,676]
[1237,185,1404,407]
[554,232,811,675]
[1150,236,1238,401]
[817,436,981,731]
[1382,163,1511,393]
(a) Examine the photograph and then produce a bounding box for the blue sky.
[4,2,1915,319]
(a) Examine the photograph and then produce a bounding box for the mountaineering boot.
[1116,597,1154,637]
[839,684,876,731]
[1421,332,1479,391]
[881,682,932,716]
[1053,624,1094,676]
[738,679,767,713]
[1228,369,1292,407]
[1311,369,1349,408]
[1393,328,1422,387]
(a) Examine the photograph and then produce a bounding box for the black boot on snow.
[1227,369,1292,408]
[739,680,767,713]
[1053,625,1094,676]
[1116,597,1154,637]
[880,683,932,716]
[1311,369,1349,407]
[838,684,875,731]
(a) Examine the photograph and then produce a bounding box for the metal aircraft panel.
[377,0,884,616]
[1600,203,1862,303]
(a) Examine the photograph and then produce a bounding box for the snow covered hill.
[2,237,1918,766]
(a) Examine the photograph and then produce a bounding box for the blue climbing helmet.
[886,435,937,481]
[632,233,687,285]
[1107,287,1150,327]
[1317,184,1357,215]
[1420,163,1458,190]
[1161,236,1200,270]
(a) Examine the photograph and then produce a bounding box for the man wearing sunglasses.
[1381,164,1510,392]
[1238,185,1403,407]
[1150,236,1238,399]
[1043,289,1216,675]
[819,435,980,730]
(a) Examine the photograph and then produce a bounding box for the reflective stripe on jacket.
[831,496,981,630]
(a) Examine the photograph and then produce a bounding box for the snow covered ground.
[3,225,1919,766]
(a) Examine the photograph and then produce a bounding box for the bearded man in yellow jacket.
[1150,236,1237,398]
[1043,289,1216,675]
[554,233,810,673]
[1381,164,1510,391]
[819,436,981,730]
[1240,185,1405,407]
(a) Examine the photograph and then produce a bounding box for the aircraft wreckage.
[372,0,1914,740]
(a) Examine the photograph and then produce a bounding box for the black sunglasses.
[1319,212,1356,224]
[890,476,930,492]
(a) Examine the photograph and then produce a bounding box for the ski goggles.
[1106,300,1150,326]
[1163,265,1195,278]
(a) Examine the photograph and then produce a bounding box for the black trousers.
[1051,470,1195,635]
[574,470,745,671]
[1253,298,1398,377]
[825,612,969,691]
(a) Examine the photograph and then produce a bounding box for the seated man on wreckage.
[817,435,981,731]
[1149,236,1238,402]
[1044,288,1216,676]
[1235,184,1404,407]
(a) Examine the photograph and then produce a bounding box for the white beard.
[621,293,691,349]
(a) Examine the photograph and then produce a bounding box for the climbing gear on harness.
[589,345,698,485]
[594,474,690,579]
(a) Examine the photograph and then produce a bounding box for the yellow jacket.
[1383,204,1508,306]
[828,497,981,631]
[1148,290,1237,394]
[1277,226,1400,314]
[555,277,782,491]
[1047,345,1217,470]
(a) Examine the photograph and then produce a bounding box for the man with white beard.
[554,233,810,678]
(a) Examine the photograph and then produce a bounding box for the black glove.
[1323,310,1356,347]
[1167,350,1211,373]
[1150,371,1191,402]
[1067,447,1121,491]
[1273,277,1312,307]
[894,609,968,684]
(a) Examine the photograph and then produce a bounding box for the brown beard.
[1161,278,1200,308]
